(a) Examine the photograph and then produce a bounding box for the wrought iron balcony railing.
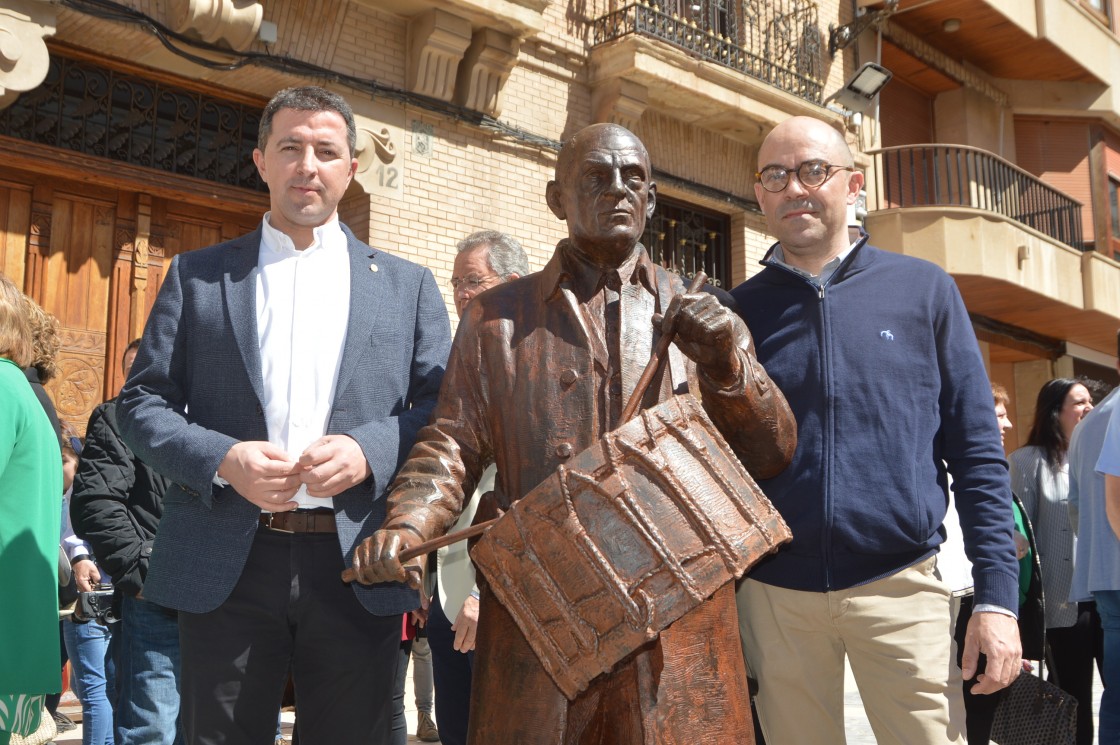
[869,144,1085,251]
[591,1,824,105]
[0,55,263,192]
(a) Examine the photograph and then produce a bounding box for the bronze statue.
[349,123,797,744]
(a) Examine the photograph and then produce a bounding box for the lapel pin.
[370,263,378,272]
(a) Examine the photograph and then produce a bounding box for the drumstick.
[620,271,707,423]
[342,270,708,584]
[341,519,498,583]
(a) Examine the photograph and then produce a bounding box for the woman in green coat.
[0,273,61,745]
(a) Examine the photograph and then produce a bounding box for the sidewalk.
[53,655,1098,744]
[52,660,432,744]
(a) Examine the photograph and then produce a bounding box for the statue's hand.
[653,292,743,387]
[345,527,423,588]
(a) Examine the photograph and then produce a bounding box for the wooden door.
[0,164,260,435]
[23,182,118,435]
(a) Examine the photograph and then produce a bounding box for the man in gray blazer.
[118,86,450,745]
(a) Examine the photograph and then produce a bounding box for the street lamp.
[824,62,893,114]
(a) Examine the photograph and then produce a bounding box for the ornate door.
[24,184,118,433]
[0,165,258,435]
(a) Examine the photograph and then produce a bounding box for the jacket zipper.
[761,259,837,590]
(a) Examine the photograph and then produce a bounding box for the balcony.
[871,144,1084,250]
[875,0,1120,124]
[864,144,1120,356]
[590,2,823,104]
[587,1,832,144]
[878,0,1106,85]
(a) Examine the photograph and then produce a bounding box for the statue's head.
[546,123,656,268]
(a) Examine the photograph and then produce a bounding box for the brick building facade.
[1,0,1118,443]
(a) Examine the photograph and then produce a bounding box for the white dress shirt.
[257,213,351,509]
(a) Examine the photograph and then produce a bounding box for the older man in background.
[425,229,530,745]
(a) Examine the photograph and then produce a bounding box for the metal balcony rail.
[0,54,263,192]
[590,1,824,104]
[869,144,1085,251]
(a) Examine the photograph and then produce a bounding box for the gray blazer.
[1010,444,1077,628]
[117,226,451,615]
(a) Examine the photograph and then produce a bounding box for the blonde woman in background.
[19,295,61,442]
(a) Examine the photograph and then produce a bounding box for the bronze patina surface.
[350,123,797,744]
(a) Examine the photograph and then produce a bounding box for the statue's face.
[547,125,656,267]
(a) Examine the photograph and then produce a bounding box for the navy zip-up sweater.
[731,237,1019,610]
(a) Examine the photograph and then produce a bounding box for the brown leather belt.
[259,509,336,534]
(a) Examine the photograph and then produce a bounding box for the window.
[0,55,264,192]
[1110,177,1120,241]
[1081,0,1112,26]
[642,196,731,288]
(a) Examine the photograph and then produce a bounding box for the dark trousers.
[178,528,400,745]
[955,595,1006,744]
[428,585,474,745]
[1048,602,1104,745]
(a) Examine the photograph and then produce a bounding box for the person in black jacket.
[71,339,183,745]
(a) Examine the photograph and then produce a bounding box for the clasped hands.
[218,435,371,512]
[652,291,744,387]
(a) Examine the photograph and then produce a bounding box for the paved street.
[53,654,1102,743]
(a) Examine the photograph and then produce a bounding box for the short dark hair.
[456,231,530,280]
[122,338,142,366]
[258,86,357,157]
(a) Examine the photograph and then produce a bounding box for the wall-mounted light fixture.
[823,62,893,114]
[828,0,900,57]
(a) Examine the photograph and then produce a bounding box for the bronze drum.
[470,393,791,700]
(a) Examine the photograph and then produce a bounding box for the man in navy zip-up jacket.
[731,116,1021,744]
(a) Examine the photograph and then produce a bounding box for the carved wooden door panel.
[143,199,258,319]
[101,196,259,402]
[25,185,119,435]
[1,160,262,436]
[0,179,32,284]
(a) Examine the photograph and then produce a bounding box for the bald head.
[555,123,651,181]
[546,123,656,268]
[753,116,863,276]
[758,117,853,170]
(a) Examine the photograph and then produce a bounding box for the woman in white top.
[1009,377,1096,745]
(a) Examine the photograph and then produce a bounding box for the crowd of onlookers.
[941,369,1120,744]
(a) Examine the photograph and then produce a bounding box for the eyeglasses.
[449,274,499,291]
[756,160,855,193]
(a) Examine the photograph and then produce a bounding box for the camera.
[75,584,117,624]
